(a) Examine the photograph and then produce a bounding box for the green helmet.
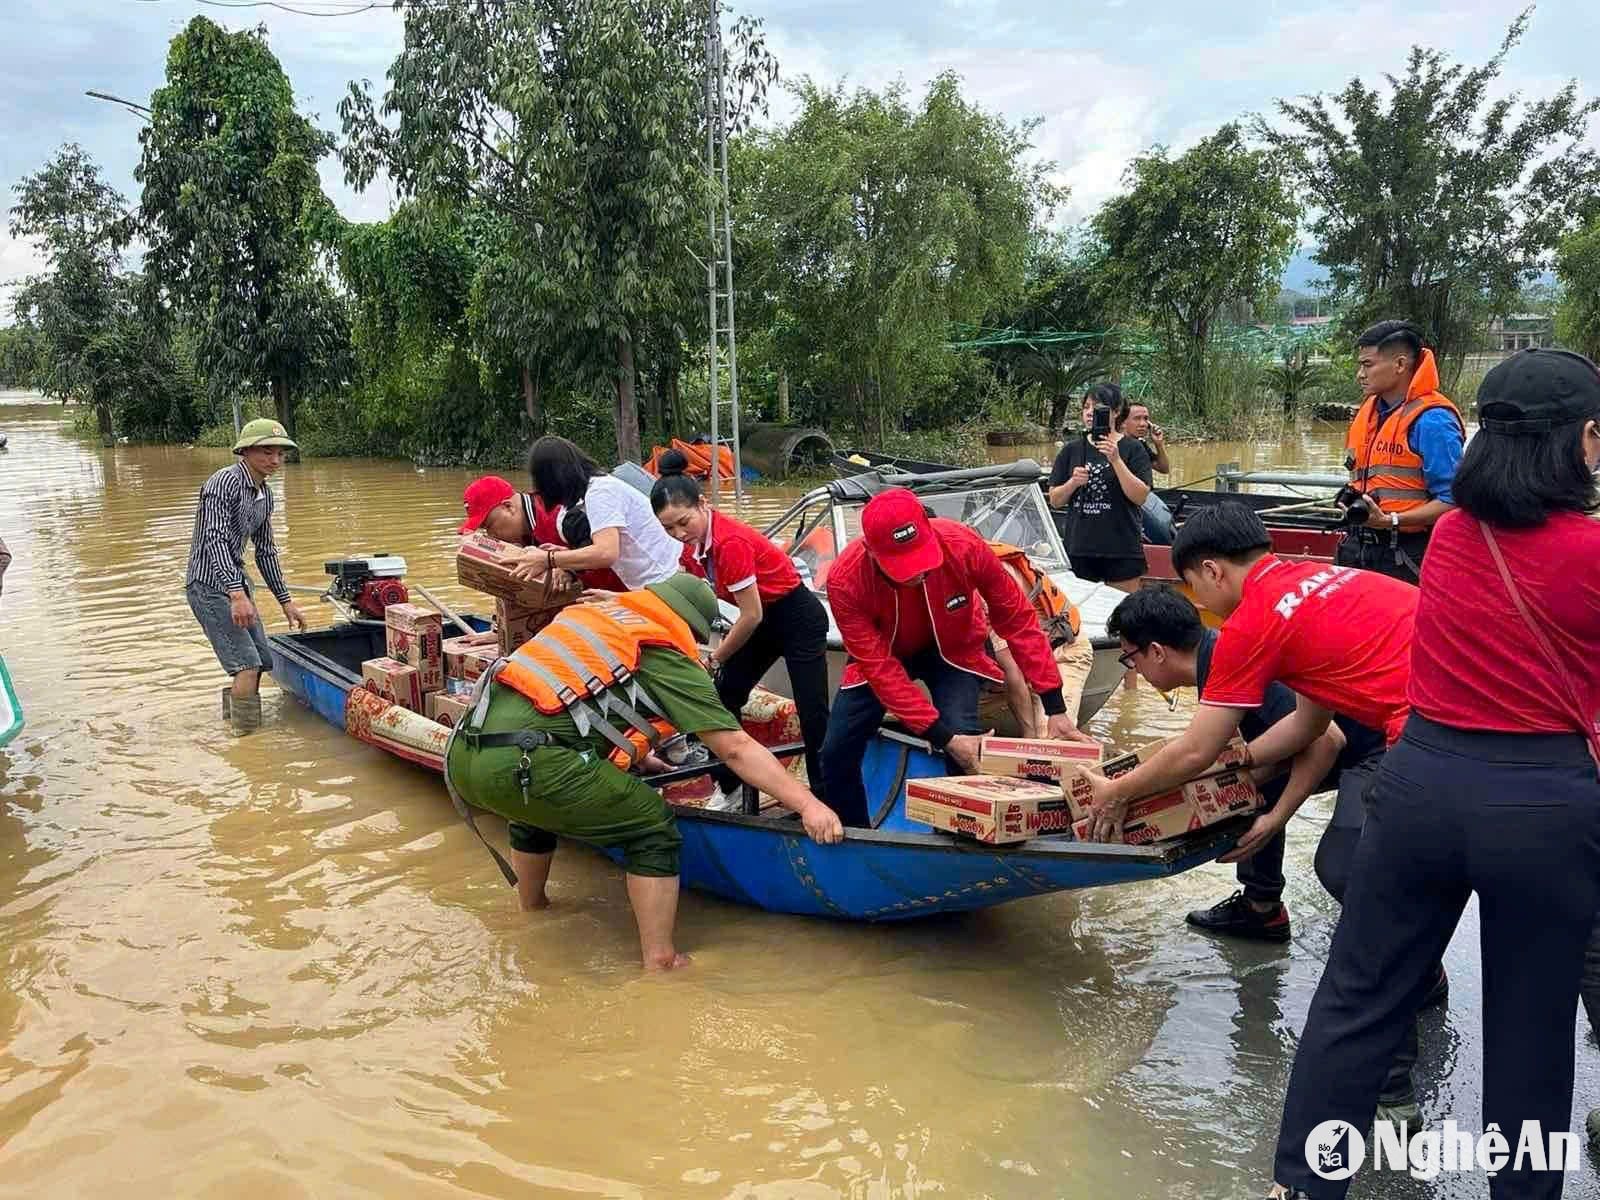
[233,418,298,453]
[645,573,720,641]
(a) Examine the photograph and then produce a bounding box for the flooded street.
[3,392,1598,1199]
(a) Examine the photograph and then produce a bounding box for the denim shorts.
[187,581,274,676]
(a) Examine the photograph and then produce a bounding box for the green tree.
[1255,10,1599,390]
[1094,123,1298,419]
[8,144,133,442]
[1555,216,1600,361]
[137,15,348,440]
[737,74,1055,441]
[0,324,43,388]
[342,0,763,464]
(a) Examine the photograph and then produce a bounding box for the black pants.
[1275,716,1600,1198]
[709,586,831,799]
[1334,527,1429,585]
[820,650,981,828]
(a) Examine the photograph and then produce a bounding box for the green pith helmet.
[233,418,298,453]
[646,573,720,641]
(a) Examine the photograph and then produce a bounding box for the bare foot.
[642,951,692,971]
[517,894,551,912]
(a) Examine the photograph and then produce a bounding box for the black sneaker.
[1186,890,1292,943]
[1421,965,1448,1011]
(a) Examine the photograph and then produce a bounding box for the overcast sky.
[3,0,1597,309]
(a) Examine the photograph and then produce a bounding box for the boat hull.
[268,624,1239,920]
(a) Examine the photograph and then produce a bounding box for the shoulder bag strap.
[1479,521,1600,773]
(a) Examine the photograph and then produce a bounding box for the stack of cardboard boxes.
[903,733,1261,847]
[456,531,580,655]
[361,603,446,715]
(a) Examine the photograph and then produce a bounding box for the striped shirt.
[184,461,291,604]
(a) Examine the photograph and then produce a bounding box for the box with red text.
[905,775,1073,845]
[361,656,424,713]
[384,603,444,693]
[979,735,1103,786]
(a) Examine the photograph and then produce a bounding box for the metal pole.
[704,0,721,506]
[714,11,743,505]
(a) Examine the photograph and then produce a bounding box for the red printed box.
[385,603,444,693]
[905,775,1073,845]
[457,532,581,609]
[1072,767,1261,845]
[494,597,560,656]
[443,631,498,679]
[978,735,1103,786]
[361,656,423,713]
[1064,734,1250,821]
[425,691,472,729]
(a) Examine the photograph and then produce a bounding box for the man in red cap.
[820,487,1095,827]
[459,475,623,592]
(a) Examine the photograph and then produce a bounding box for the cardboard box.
[361,656,424,713]
[459,647,498,684]
[1064,734,1250,820]
[905,775,1073,844]
[425,690,473,729]
[1072,766,1261,846]
[457,532,582,609]
[495,597,560,656]
[978,735,1103,786]
[385,603,444,693]
[443,631,498,679]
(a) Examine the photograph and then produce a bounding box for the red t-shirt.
[1201,555,1417,743]
[1410,509,1600,734]
[889,583,937,658]
[696,510,801,604]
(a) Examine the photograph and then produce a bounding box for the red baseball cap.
[861,488,943,583]
[460,475,516,533]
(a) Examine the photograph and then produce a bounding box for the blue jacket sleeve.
[1408,409,1463,504]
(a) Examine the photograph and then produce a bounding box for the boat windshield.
[838,484,1066,572]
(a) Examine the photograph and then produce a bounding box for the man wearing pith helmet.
[184,418,309,731]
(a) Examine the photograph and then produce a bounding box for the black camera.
[1335,485,1373,527]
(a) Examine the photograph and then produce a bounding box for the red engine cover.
[355,578,409,620]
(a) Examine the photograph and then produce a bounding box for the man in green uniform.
[445,574,842,970]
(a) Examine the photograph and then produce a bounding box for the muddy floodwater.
[2,393,1598,1199]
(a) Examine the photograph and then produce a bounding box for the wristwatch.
[1389,512,1400,530]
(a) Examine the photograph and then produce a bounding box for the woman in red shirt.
[651,453,831,808]
[1270,348,1600,1200]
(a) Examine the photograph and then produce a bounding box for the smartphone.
[1091,405,1112,438]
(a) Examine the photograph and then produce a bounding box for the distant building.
[1290,315,1336,329]
[1484,313,1554,353]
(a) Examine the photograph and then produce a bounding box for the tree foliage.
[137,15,349,439]
[1094,123,1298,418]
[1255,9,1600,388]
[736,74,1056,441]
[1555,216,1600,362]
[342,0,772,463]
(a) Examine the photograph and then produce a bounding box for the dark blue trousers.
[1274,716,1600,1198]
[819,651,981,828]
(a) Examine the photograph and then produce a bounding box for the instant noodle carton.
[425,690,472,729]
[1064,734,1250,821]
[905,775,1073,845]
[443,631,498,680]
[978,735,1103,786]
[494,597,559,656]
[457,532,581,609]
[384,603,444,693]
[1066,735,1260,844]
[361,657,423,713]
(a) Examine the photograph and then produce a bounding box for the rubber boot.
[220,686,232,721]
[231,693,263,733]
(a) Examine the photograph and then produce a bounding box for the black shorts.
[1067,554,1147,584]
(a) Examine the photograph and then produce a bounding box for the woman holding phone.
[1047,383,1153,593]
[651,452,831,807]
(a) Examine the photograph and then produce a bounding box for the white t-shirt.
[581,474,683,589]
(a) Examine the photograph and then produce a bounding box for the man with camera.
[1048,383,1153,592]
[1337,320,1464,584]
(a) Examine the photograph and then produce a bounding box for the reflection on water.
[1,394,1595,1198]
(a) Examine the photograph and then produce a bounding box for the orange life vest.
[1344,350,1463,515]
[988,541,1081,645]
[489,588,700,768]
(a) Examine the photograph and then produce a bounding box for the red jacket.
[829,518,1065,741]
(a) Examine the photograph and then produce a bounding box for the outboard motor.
[324,555,409,619]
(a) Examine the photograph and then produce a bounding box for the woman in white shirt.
[509,436,684,590]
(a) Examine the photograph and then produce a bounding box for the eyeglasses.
[1117,645,1145,671]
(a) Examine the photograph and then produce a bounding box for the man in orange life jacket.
[820,488,1096,828]
[1338,320,1464,584]
[443,573,842,970]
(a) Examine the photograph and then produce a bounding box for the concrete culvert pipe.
[739,424,835,479]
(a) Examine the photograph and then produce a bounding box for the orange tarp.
[645,439,735,484]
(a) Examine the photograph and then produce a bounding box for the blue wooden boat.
[269,619,1243,921]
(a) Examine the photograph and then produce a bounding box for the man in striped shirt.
[185,419,308,729]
